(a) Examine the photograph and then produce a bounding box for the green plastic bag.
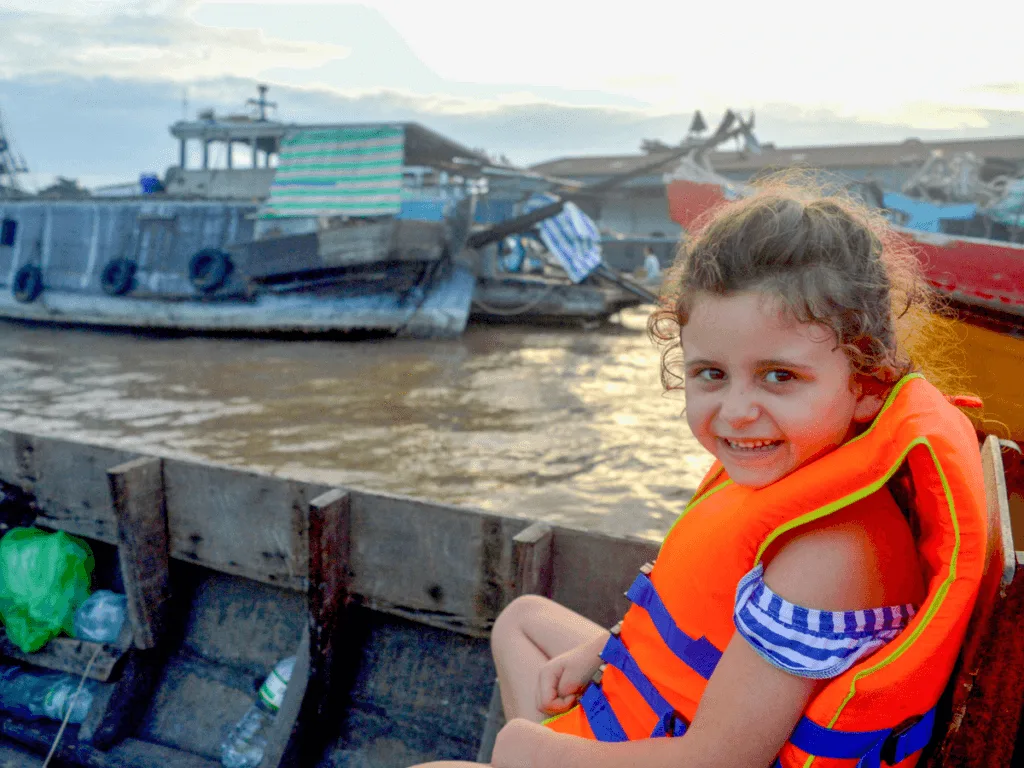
[0,528,94,652]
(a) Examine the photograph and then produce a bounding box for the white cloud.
[0,6,349,83]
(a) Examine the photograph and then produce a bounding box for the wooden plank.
[177,572,305,670]
[475,682,505,763]
[109,457,169,650]
[0,739,44,766]
[988,439,1017,592]
[240,220,444,278]
[162,460,326,591]
[306,489,350,712]
[28,436,134,543]
[255,490,352,767]
[0,719,218,768]
[0,634,126,682]
[234,232,319,280]
[348,490,520,636]
[318,220,394,267]
[0,431,35,490]
[261,628,312,768]
[512,522,553,598]
[923,437,1021,766]
[79,649,160,749]
[952,437,1014,689]
[549,527,659,629]
[922,562,1024,767]
[387,219,446,262]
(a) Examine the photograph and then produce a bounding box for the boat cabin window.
[0,218,15,247]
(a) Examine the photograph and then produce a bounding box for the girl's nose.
[719,386,760,426]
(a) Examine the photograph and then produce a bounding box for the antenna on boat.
[0,105,28,198]
[247,84,277,122]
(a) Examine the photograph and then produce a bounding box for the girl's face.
[680,290,883,489]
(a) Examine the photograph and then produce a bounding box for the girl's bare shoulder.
[763,489,925,611]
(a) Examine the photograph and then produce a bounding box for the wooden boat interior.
[0,429,1017,766]
[0,428,656,767]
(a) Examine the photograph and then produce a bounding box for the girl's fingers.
[557,677,583,699]
[541,693,579,715]
[537,668,560,712]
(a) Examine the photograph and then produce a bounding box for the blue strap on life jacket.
[625,573,723,679]
[580,683,628,742]
[788,707,936,768]
[600,634,688,738]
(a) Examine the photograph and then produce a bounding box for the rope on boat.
[42,643,103,768]
[471,281,560,316]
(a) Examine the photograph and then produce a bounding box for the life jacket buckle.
[591,663,606,685]
[640,561,655,575]
[880,714,923,765]
[661,709,688,737]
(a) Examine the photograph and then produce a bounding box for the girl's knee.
[491,594,556,652]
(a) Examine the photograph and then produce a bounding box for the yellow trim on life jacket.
[542,706,577,727]
[662,471,733,547]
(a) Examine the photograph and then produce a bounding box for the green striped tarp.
[261,126,404,218]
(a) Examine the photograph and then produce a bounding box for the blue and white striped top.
[734,563,917,680]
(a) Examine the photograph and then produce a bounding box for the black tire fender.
[100,259,137,296]
[188,248,233,294]
[12,264,42,303]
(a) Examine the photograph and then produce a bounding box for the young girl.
[413,183,987,768]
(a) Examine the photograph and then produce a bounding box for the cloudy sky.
[2,0,1024,189]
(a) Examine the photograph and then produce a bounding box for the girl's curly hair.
[649,175,950,394]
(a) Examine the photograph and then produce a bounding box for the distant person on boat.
[411,182,986,768]
[642,246,661,284]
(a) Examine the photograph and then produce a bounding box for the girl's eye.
[694,368,725,381]
[764,369,796,384]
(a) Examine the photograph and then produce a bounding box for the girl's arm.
[493,636,815,768]
[492,517,898,768]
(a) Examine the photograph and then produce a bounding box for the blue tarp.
[882,192,977,233]
[522,193,602,283]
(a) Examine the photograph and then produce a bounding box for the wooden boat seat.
[923,436,1024,765]
[0,457,171,751]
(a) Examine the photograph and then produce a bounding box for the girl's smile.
[681,290,884,488]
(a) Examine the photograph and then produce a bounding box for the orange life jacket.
[545,374,987,767]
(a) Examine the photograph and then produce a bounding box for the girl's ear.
[852,375,886,424]
[853,392,885,423]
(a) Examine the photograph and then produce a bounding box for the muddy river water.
[0,309,713,540]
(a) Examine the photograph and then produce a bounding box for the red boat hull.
[666,178,1024,318]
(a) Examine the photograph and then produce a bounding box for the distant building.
[531,135,1024,237]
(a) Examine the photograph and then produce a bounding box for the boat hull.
[898,229,1024,319]
[470,275,644,324]
[0,200,475,338]
[940,307,1024,442]
[0,265,475,339]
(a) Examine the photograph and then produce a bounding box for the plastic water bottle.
[220,656,296,768]
[0,665,95,723]
[73,590,128,643]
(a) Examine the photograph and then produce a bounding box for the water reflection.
[0,310,712,539]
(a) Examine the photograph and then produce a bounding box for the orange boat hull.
[943,311,1024,442]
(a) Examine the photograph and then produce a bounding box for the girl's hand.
[536,646,601,715]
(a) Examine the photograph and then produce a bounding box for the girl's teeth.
[726,438,779,450]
